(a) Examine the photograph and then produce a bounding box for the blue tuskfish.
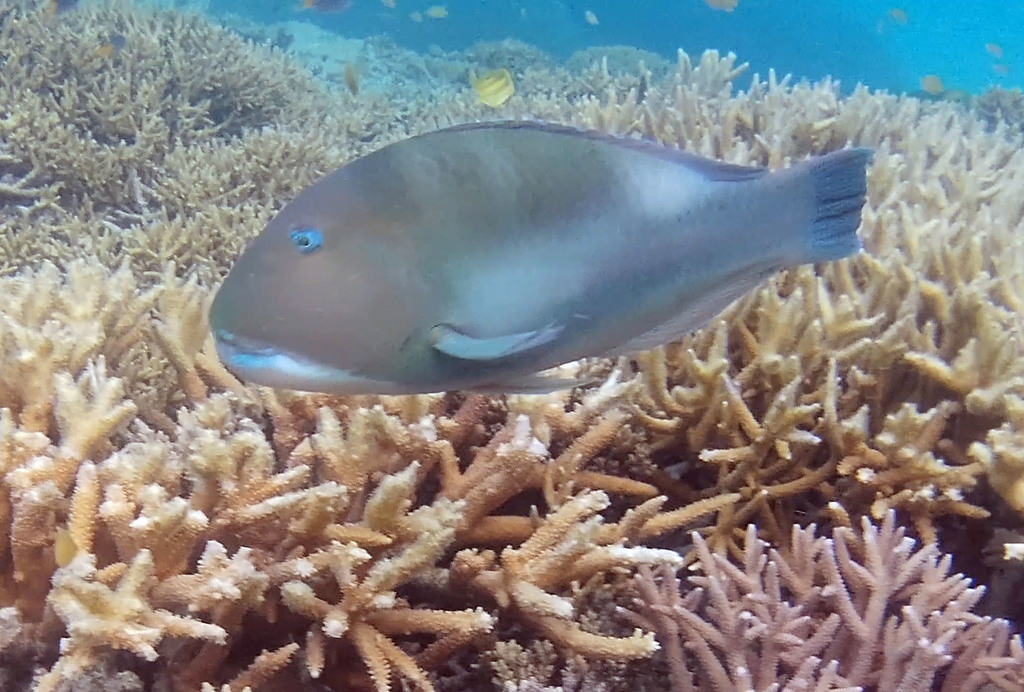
[210,121,871,395]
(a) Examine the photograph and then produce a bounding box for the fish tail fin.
[798,147,873,262]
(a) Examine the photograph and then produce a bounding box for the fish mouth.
[213,329,278,358]
[212,328,409,395]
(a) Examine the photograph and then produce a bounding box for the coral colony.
[0,3,1023,692]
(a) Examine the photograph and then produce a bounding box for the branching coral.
[623,511,1024,691]
[0,1,405,283]
[0,2,1023,691]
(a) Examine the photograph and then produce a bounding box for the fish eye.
[290,228,323,254]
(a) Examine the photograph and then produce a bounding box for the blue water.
[209,0,1022,96]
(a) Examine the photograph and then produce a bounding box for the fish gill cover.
[0,1,1022,691]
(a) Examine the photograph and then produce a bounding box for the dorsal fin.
[427,119,770,182]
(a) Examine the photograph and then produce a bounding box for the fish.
[470,68,515,108]
[95,33,126,59]
[636,73,648,104]
[301,0,353,13]
[986,42,1004,59]
[409,10,423,21]
[46,0,80,14]
[425,5,447,19]
[704,0,738,11]
[210,121,871,395]
[584,10,599,25]
[342,60,360,95]
[920,74,945,95]
[888,8,908,24]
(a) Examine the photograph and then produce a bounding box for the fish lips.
[212,328,406,394]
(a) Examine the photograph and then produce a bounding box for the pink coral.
[623,511,1024,691]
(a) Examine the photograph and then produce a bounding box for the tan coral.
[278,472,492,692]
[451,490,688,661]
[38,550,227,692]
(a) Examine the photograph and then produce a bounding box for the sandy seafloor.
[2,2,1024,692]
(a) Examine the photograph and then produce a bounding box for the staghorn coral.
[0,2,1023,690]
[623,511,1024,691]
[0,1,405,283]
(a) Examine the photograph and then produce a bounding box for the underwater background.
[203,0,1023,97]
[1,1,1024,691]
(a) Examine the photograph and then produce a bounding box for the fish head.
[210,170,433,394]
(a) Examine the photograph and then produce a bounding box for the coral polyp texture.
[0,2,1023,691]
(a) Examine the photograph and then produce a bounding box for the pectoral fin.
[430,322,562,361]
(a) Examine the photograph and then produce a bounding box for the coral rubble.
[0,1,1023,691]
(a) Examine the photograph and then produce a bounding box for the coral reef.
[0,1,1023,691]
[624,512,1024,691]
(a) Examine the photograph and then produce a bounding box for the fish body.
[211,121,871,395]
[301,0,353,13]
[46,0,80,15]
[470,68,515,108]
[96,33,126,58]
[704,0,738,11]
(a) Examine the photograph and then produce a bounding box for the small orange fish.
[704,0,737,10]
[888,8,908,24]
[986,42,1004,59]
[920,74,944,95]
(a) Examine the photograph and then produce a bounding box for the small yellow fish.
[409,11,422,21]
[54,527,77,567]
[920,74,945,95]
[470,68,515,108]
[46,0,80,15]
[343,61,360,95]
[986,42,1004,59]
[301,0,353,11]
[95,33,126,59]
[888,8,908,24]
[704,0,737,11]
[584,9,598,25]
[425,4,447,19]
